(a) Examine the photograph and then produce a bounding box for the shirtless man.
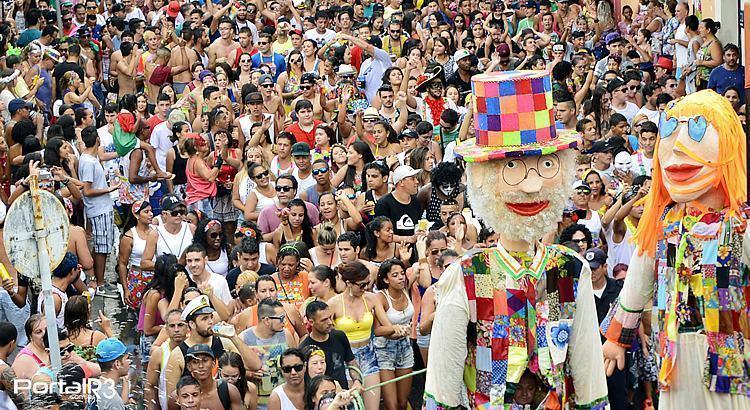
[258,75,285,122]
[169,344,243,410]
[172,29,196,95]
[555,0,580,32]
[207,17,240,70]
[110,41,143,98]
[173,376,205,410]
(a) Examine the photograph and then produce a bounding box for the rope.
[345,366,428,409]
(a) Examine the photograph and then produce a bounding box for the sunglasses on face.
[571,238,587,244]
[430,247,447,255]
[167,209,186,216]
[276,185,294,192]
[258,41,269,45]
[266,314,286,322]
[60,344,75,355]
[363,118,377,123]
[575,189,591,195]
[349,280,369,289]
[253,170,269,179]
[209,232,221,239]
[282,363,304,373]
[628,85,640,91]
[241,59,251,63]
[290,58,301,64]
[311,167,329,175]
[299,85,312,91]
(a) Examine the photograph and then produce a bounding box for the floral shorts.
[351,340,379,377]
[126,267,153,311]
[374,336,414,370]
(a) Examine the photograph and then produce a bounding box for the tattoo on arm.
[0,365,27,409]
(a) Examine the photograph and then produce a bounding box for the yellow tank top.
[334,296,374,343]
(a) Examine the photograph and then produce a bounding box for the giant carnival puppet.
[601,90,750,409]
[424,71,608,409]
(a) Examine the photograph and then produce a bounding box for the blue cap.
[96,338,135,363]
[584,248,608,270]
[8,98,32,114]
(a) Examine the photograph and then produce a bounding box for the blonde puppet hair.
[634,90,747,257]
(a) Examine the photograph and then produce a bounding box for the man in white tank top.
[141,195,196,270]
[145,309,189,410]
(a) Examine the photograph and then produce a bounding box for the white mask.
[614,151,632,173]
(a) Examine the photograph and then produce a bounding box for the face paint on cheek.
[439,182,458,197]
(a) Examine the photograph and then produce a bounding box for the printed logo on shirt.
[397,214,415,232]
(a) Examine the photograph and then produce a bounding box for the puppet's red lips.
[506,201,550,216]
[665,164,702,182]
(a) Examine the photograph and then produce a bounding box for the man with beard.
[234,4,259,47]
[424,71,608,409]
[417,161,464,223]
[232,27,258,70]
[447,50,477,103]
[146,309,189,410]
[165,295,261,396]
[208,17,240,70]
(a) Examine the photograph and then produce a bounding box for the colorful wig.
[634,90,747,257]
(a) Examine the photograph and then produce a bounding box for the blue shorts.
[351,341,379,376]
[374,336,414,370]
[416,327,430,350]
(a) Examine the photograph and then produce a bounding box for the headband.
[131,200,150,216]
[235,226,257,239]
[204,219,221,233]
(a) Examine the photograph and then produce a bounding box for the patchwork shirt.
[425,244,608,409]
[603,206,750,395]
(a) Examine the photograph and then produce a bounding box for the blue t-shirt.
[708,65,745,103]
[16,29,41,47]
[251,53,287,81]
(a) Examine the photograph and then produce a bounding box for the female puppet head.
[635,89,747,257]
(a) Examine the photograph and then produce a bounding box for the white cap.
[393,165,421,185]
[337,64,357,75]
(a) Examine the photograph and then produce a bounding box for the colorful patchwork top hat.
[455,70,581,162]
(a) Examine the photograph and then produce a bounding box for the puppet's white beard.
[466,153,575,245]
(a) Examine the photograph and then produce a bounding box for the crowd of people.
[0,0,745,408]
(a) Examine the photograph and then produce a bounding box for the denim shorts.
[374,336,414,370]
[140,333,157,364]
[351,340,379,376]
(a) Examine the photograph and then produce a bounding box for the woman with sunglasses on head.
[237,53,255,90]
[219,351,259,410]
[242,162,278,223]
[277,50,305,111]
[328,261,409,410]
[117,200,156,311]
[269,348,307,410]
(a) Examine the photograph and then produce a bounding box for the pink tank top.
[186,156,218,205]
[137,291,165,333]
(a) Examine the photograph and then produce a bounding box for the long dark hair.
[376,258,406,290]
[44,137,73,176]
[589,86,610,133]
[287,199,315,249]
[344,141,375,192]
[63,295,92,338]
[145,254,196,302]
[364,216,392,261]
[218,352,249,400]
[304,375,336,410]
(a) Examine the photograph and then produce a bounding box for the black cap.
[606,78,625,93]
[400,129,418,140]
[572,30,585,39]
[300,72,316,84]
[185,344,215,361]
[245,92,263,104]
[590,139,618,153]
[584,248,607,269]
[160,194,186,211]
[111,3,125,12]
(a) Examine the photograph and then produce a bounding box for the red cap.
[655,56,673,71]
[167,1,181,18]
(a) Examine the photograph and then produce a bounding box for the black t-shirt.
[52,61,86,100]
[374,193,422,237]
[447,70,475,104]
[299,330,355,388]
